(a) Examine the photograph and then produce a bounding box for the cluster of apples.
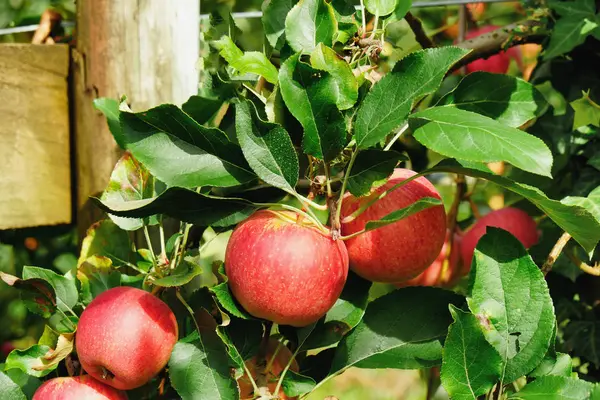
[33,287,179,399]
[32,169,540,399]
[225,168,541,328]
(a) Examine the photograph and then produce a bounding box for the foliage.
[2,0,600,399]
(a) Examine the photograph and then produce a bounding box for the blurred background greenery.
[0,0,533,398]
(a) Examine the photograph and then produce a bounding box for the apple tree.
[2,0,600,399]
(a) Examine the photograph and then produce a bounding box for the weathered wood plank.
[0,44,71,229]
[72,0,200,236]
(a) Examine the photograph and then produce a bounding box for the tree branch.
[541,232,571,276]
[452,20,546,71]
[405,12,435,49]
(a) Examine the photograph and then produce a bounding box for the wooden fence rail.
[0,0,199,232]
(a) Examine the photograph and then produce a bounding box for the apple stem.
[369,10,379,41]
[158,221,167,264]
[255,322,273,398]
[359,0,366,38]
[335,149,358,229]
[383,123,409,151]
[445,175,467,279]
[143,226,156,262]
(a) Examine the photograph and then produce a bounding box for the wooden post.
[0,44,71,229]
[72,0,199,235]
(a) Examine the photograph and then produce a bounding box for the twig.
[405,12,435,49]
[32,9,62,44]
[541,232,571,275]
[565,248,600,276]
[458,5,467,74]
[452,20,546,71]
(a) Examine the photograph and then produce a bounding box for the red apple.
[225,210,349,327]
[33,375,127,400]
[238,338,299,400]
[340,168,447,283]
[76,286,178,390]
[460,207,540,270]
[464,26,521,74]
[396,232,463,288]
[1,341,15,358]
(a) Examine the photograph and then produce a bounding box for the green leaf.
[530,353,573,378]
[549,0,596,17]
[467,228,555,383]
[3,369,41,399]
[168,331,239,400]
[544,10,598,60]
[181,95,224,126]
[570,91,600,129]
[562,186,600,224]
[364,0,398,16]
[330,287,464,374]
[279,53,346,161]
[93,98,125,149]
[508,376,594,400]
[428,159,600,253]
[363,197,443,231]
[0,272,56,318]
[282,370,316,397]
[262,0,294,49]
[213,36,278,84]
[439,72,548,128]
[22,267,78,313]
[38,325,60,348]
[93,187,258,228]
[77,256,121,305]
[564,321,600,367]
[119,103,255,188]
[354,47,469,149]
[78,219,132,266]
[302,272,372,350]
[285,0,336,54]
[382,0,412,24]
[217,318,263,363]
[5,333,74,378]
[441,306,502,400]
[310,44,358,110]
[210,283,254,320]
[0,371,26,400]
[151,257,202,287]
[235,100,299,193]
[100,151,162,231]
[346,150,407,197]
[410,107,553,177]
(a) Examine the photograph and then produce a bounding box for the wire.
[0,0,516,36]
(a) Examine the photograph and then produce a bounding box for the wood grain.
[0,44,71,229]
[72,0,200,236]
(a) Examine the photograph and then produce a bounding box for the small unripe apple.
[225,210,349,327]
[464,26,520,74]
[238,338,299,400]
[76,287,178,390]
[397,232,463,288]
[340,169,447,283]
[33,375,127,400]
[460,207,539,269]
